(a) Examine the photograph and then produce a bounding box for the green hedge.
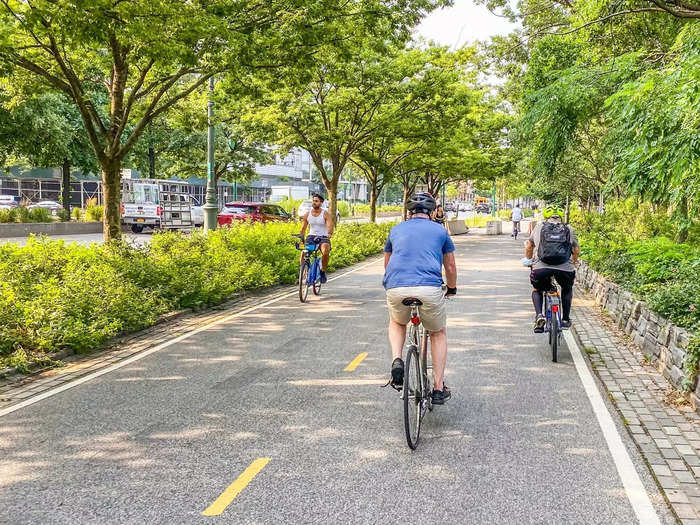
[337,200,351,218]
[572,200,699,333]
[277,197,304,215]
[465,215,499,228]
[497,208,534,219]
[0,207,53,223]
[0,221,394,369]
[353,203,402,215]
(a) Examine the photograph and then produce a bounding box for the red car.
[217,202,293,226]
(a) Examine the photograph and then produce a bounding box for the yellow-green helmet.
[542,205,565,219]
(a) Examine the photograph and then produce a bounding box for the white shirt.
[511,207,523,222]
[307,209,328,236]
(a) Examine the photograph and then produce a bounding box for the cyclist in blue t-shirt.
[383,192,458,404]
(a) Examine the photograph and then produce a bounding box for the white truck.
[121,179,200,233]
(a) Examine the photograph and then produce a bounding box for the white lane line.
[564,329,661,525]
[0,256,384,418]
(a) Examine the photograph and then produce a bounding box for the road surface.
[0,232,673,523]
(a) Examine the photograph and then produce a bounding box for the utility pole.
[203,77,218,231]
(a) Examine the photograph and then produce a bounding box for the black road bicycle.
[401,297,433,450]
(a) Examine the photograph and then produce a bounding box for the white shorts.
[386,286,447,332]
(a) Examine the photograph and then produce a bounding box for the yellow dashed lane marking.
[202,458,270,516]
[344,353,368,372]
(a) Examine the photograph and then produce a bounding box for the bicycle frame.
[296,242,321,283]
[544,288,562,333]
[405,305,431,411]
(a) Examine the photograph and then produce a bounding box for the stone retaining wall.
[0,221,102,238]
[576,261,696,399]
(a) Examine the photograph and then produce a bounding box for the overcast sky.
[415,0,517,48]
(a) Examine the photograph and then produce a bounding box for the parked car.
[443,202,456,212]
[217,202,293,227]
[28,200,64,215]
[296,199,341,222]
[475,203,491,214]
[0,195,18,209]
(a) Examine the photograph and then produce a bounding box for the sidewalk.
[573,291,700,524]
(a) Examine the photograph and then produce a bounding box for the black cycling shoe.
[561,319,572,329]
[320,270,327,284]
[533,315,545,333]
[432,385,451,405]
[391,358,404,386]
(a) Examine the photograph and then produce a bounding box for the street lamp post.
[203,77,218,232]
[491,180,496,218]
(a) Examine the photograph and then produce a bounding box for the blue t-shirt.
[383,218,455,289]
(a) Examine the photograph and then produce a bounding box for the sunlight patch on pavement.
[535,418,579,427]
[566,447,597,456]
[288,378,386,386]
[114,376,185,382]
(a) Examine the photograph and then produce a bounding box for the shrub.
[85,205,104,222]
[57,209,71,222]
[576,199,700,333]
[72,207,83,221]
[465,215,499,228]
[0,208,16,223]
[277,197,304,215]
[337,200,351,218]
[0,221,395,367]
[353,203,402,216]
[28,208,52,223]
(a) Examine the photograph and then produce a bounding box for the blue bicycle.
[292,234,323,302]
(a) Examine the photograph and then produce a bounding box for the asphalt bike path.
[0,233,675,523]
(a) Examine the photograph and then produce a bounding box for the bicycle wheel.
[403,345,422,450]
[312,258,322,295]
[298,261,310,302]
[550,311,559,362]
[421,329,433,413]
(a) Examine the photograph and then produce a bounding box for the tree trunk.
[102,160,122,242]
[402,185,410,221]
[327,180,338,227]
[61,159,71,218]
[148,145,156,179]
[676,196,689,243]
[369,188,378,223]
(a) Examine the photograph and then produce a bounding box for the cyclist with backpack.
[522,205,580,332]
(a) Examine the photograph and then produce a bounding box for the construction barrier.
[446,219,469,236]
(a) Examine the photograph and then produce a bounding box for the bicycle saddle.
[402,297,423,306]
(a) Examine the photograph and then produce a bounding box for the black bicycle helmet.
[407,192,437,214]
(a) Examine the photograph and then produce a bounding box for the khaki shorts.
[386,286,446,332]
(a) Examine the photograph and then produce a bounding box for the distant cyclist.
[522,205,580,332]
[510,203,523,238]
[383,192,457,404]
[433,204,446,227]
[299,193,333,284]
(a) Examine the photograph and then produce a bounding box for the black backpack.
[538,222,572,265]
